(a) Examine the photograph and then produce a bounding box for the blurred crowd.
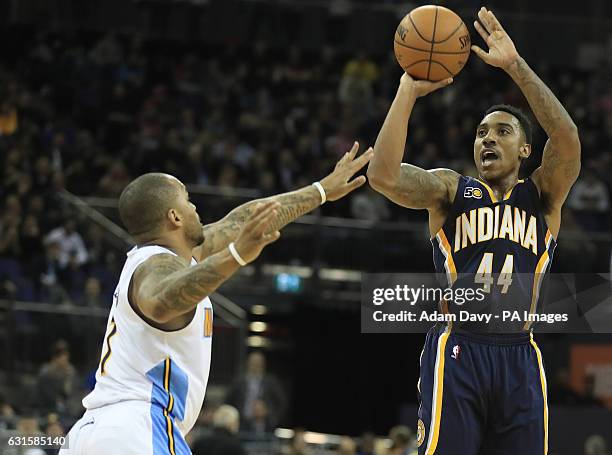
[1,27,611,303]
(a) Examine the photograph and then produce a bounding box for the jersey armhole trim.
[125,251,200,334]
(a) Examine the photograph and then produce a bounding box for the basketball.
[394,5,471,81]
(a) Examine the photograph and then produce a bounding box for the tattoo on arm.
[508,59,580,200]
[137,253,236,319]
[387,165,457,210]
[198,187,321,259]
[507,58,577,140]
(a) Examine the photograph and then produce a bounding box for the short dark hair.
[118,173,182,238]
[484,104,533,145]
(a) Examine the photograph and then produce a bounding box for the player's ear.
[519,144,531,160]
[167,208,183,227]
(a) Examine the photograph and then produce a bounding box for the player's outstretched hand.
[233,201,281,264]
[320,142,374,201]
[471,7,520,70]
[400,72,453,98]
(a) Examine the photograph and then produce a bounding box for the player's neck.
[478,173,519,201]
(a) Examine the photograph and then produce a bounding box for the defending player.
[367,8,580,454]
[60,142,372,454]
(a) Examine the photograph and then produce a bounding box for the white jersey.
[82,245,213,441]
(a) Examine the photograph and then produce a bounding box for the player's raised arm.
[194,143,373,260]
[366,73,458,211]
[471,7,581,208]
[132,202,285,323]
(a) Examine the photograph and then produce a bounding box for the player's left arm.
[471,7,581,208]
[193,142,373,261]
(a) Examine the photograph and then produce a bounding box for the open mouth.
[481,148,500,166]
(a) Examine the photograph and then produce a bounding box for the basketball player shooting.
[59,142,372,455]
[367,7,580,455]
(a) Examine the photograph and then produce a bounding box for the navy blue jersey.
[431,175,556,331]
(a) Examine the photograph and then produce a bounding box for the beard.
[185,221,205,247]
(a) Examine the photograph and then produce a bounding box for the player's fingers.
[248,203,278,228]
[487,10,505,33]
[248,201,275,220]
[477,7,492,34]
[347,141,359,159]
[430,78,453,93]
[253,208,278,234]
[345,175,367,193]
[262,230,281,245]
[470,45,489,62]
[348,148,374,173]
[474,21,489,42]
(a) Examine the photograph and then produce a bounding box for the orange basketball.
[394,5,471,81]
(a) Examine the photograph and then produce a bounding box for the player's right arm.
[367,74,459,220]
[131,202,281,323]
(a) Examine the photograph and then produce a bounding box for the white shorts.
[59,401,192,455]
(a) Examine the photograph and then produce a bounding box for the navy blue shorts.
[417,324,548,454]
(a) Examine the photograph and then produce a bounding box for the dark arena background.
[0,0,611,454]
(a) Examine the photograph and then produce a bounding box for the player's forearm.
[154,249,240,320]
[199,187,321,258]
[506,57,579,153]
[368,82,418,189]
[227,186,321,231]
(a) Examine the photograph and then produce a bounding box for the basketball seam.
[434,20,465,44]
[394,40,470,55]
[430,60,454,77]
[408,13,431,43]
[426,6,439,81]
[402,59,433,70]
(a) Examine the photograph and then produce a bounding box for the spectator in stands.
[78,277,104,307]
[584,434,607,455]
[283,428,312,455]
[357,431,376,455]
[226,351,287,430]
[39,241,71,304]
[0,194,22,259]
[240,399,273,435]
[567,164,610,231]
[0,100,18,135]
[350,187,391,222]
[387,425,413,455]
[36,340,77,418]
[337,437,357,455]
[44,220,89,270]
[16,415,46,455]
[191,405,246,455]
[44,413,65,455]
[0,394,16,430]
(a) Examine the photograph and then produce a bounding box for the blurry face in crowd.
[473,111,530,182]
[247,352,266,376]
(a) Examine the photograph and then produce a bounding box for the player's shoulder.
[429,168,462,192]
[133,252,189,281]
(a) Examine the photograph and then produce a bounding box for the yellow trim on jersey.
[424,327,451,455]
[523,230,552,330]
[476,178,525,202]
[163,357,176,455]
[100,318,117,375]
[503,179,525,200]
[476,178,497,202]
[530,334,549,454]
[436,230,457,285]
[163,409,176,455]
[204,308,213,337]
